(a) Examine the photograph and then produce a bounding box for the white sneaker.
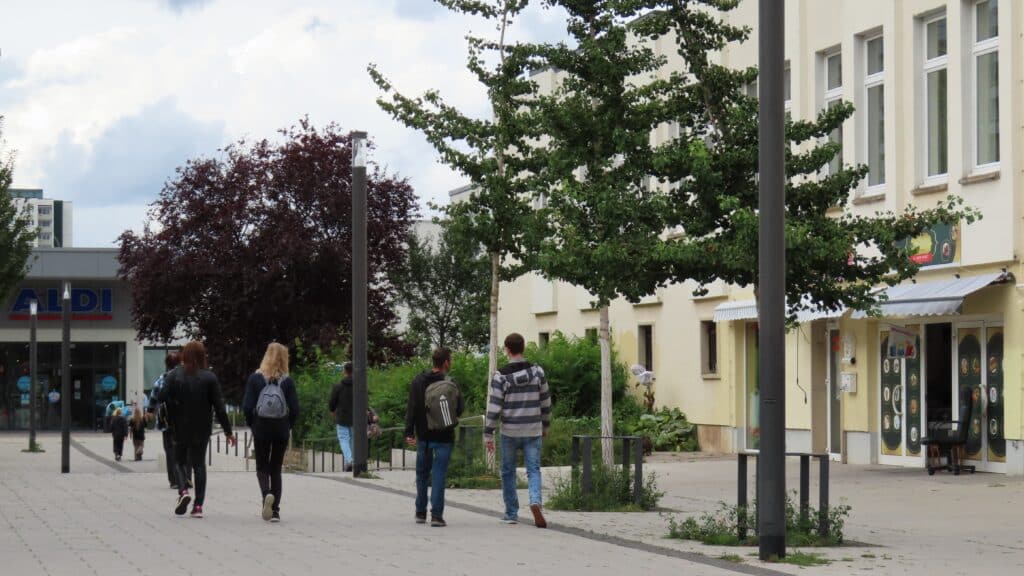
[262,494,275,521]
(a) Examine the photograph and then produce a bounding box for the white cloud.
[0,0,564,246]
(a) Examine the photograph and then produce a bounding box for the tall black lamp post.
[29,299,38,451]
[758,0,787,560]
[61,282,71,473]
[351,131,369,477]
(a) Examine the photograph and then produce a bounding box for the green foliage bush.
[524,332,628,418]
[621,407,699,452]
[547,464,663,512]
[666,493,852,547]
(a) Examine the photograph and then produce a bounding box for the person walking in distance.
[485,333,551,528]
[328,362,355,471]
[404,347,463,527]
[243,343,300,523]
[158,341,235,518]
[148,351,191,489]
[110,408,128,461]
[128,403,147,461]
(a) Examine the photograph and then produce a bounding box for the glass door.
[827,329,841,459]
[957,322,1005,472]
[879,325,924,466]
[745,323,760,450]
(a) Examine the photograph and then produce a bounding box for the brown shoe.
[530,504,547,528]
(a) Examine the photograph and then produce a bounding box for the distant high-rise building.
[7,189,73,247]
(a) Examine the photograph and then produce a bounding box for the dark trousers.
[253,435,288,512]
[112,436,125,458]
[174,438,209,505]
[162,431,193,487]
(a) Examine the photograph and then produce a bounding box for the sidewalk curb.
[304,472,790,576]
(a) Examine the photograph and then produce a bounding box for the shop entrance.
[955,322,1005,472]
[925,323,952,424]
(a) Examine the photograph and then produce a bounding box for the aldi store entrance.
[0,342,126,430]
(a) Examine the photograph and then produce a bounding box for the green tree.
[370,0,544,466]
[394,221,491,354]
[633,5,980,317]
[525,3,682,466]
[0,119,37,303]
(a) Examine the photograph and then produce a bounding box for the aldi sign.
[8,287,114,321]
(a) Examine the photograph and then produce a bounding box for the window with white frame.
[923,14,948,179]
[863,35,885,189]
[971,0,999,168]
[783,63,792,112]
[823,51,843,176]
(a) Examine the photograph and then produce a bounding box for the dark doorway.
[925,323,953,423]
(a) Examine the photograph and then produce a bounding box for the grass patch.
[356,471,381,479]
[547,464,662,512]
[718,554,744,563]
[666,492,852,547]
[841,557,854,562]
[861,553,877,559]
[774,551,831,567]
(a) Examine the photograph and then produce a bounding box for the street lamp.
[61,282,71,473]
[757,0,787,560]
[29,300,38,452]
[351,131,369,477]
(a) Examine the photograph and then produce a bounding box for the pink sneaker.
[190,505,203,519]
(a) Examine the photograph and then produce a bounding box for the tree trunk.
[599,305,614,467]
[486,251,500,471]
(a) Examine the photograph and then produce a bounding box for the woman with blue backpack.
[243,342,300,523]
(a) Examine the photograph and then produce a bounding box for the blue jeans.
[500,435,542,519]
[415,441,453,518]
[335,425,353,465]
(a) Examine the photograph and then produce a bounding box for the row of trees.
[370,0,978,465]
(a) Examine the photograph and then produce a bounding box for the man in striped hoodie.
[485,333,552,528]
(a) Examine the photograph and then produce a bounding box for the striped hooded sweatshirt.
[484,360,551,440]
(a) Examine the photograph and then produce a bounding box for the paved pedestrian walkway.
[0,434,764,576]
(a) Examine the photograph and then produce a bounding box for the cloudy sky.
[0,0,566,246]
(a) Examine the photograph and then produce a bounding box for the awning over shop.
[851,271,1012,319]
[712,296,846,323]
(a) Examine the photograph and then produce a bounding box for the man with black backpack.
[404,347,463,527]
[485,333,551,528]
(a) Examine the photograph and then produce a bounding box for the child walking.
[110,408,128,461]
[129,404,147,461]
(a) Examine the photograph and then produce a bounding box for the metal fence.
[570,435,645,506]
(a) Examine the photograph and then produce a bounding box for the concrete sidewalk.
[0,433,763,576]
[362,450,1024,575]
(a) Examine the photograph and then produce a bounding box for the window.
[38,219,51,229]
[638,325,654,371]
[923,15,948,179]
[746,79,758,99]
[972,0,999,168]
[585,328,598,343]
[701,321,718,375]
[38,206,52,215]
[823,51,843,175]
[39,232,52,242]
[864,35,885,189]
[783,63,792,111]
[538,332,550,348]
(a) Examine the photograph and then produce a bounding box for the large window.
[864,35,885,189]
[701,320,718,376]
[972,0,999,168]
[824,51,843,175]
[924,15,948,179]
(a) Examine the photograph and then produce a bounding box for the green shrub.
[621,407,699,452]
[666,493,852,546]
[524,332,628,418]
[547,464,662,511]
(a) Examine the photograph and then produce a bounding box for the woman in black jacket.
[242,342,300,523]
[158,341,235,519]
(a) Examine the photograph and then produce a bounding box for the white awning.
[713,300,758,322]
[712,296,846,323]
[851,272,1011,319]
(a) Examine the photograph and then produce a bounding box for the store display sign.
[7,287,114,321]
[898,223,960,268]
[101,375,117,392]
[887,325,918,359]
[17,375,31,392]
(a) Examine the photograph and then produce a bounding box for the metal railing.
[570,435,645,506]
[736,451,830,541]
[301,414,487,473]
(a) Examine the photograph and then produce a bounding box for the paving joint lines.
[70,437,133,473]
[305,472,790,576]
